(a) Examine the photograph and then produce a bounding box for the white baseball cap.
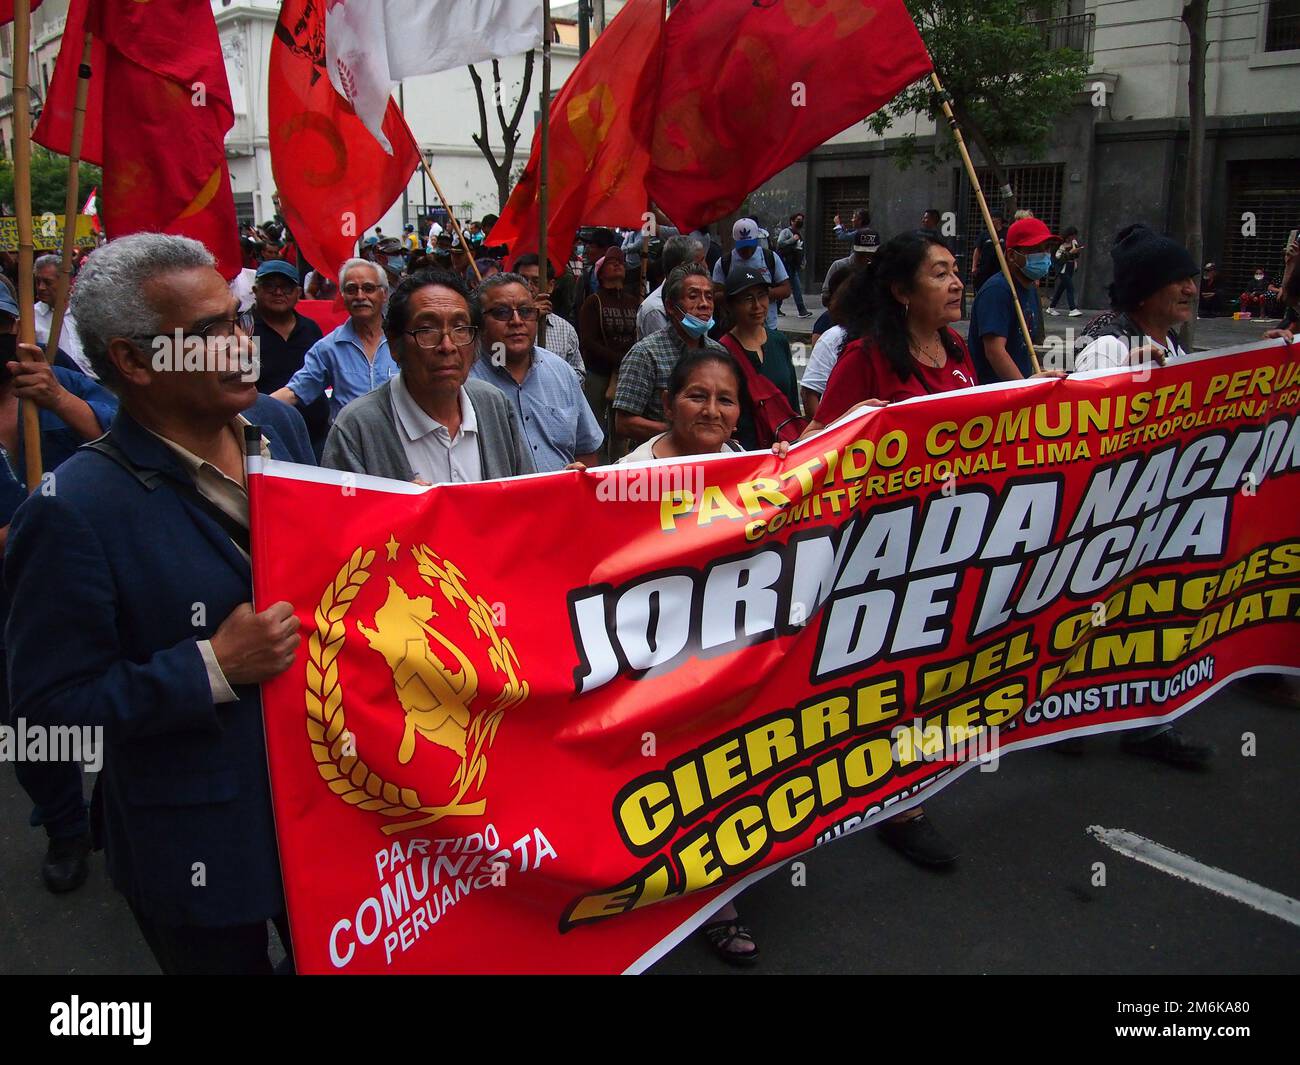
[732,218,767,248]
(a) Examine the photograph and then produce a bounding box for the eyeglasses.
[406,324,478,349]
[485,305,539,323]
[196,311,255,339]
[130,311,255,345]
[342,282,383,296]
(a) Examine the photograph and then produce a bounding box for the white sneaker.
[1046,307,1060,316]
[1068,309,1083,317]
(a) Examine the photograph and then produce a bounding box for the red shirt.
[817,329,976,424]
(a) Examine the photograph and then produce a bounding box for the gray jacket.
[321,376,536,482]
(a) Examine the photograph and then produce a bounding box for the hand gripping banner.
[250,340,1300,974]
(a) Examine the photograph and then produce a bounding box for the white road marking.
[1088,825,1300,929]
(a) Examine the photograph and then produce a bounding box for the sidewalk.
[776,293,1283,357]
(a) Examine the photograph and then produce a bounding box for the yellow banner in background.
[0,214,96,251]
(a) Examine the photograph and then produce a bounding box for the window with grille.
[815,175,870,278]
[956,163,1065,275]
[1266,0,1300,52]
[1222,160,1300,294]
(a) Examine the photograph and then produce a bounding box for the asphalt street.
[1,681,1296,974]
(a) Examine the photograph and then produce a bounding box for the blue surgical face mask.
[676,304,715,338]
[1020,252,1052,281]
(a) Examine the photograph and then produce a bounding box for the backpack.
[720,247,778,284]
[719,334,808,446]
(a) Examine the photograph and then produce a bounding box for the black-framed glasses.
[485,305,539,323]
[406,324,478,349]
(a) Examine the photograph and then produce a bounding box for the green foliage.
[0,147,103,216]
[867,0,1091,170]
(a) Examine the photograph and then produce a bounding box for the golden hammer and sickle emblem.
[357,577,479,766]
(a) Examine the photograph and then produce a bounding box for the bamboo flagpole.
[44,32,94,365]
[394,81,482,286]
[417,156,482,285]
[537,0,552,345]
[13,0,43,490]
[928,72,1040,374]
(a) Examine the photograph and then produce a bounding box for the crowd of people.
[1,194,1297,975]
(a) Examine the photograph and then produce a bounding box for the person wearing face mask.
[967,216,1055,383]
[612,264,728,446]
[1074,224,1199,373]
[1240,265,1281,319]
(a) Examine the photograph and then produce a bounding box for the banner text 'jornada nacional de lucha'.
[250,339,1300,974]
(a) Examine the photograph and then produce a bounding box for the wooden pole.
[929,72,1040,374]
[537,1,552,342]
[538,1,552,293]
[13,0,43,490]
[416,156,482,284]
[44,33,94,366]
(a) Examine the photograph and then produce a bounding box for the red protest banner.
[250,340,1300,974]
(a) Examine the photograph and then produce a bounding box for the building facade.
[746,0,1300,307]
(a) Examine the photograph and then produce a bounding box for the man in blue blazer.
[5,234,314,974]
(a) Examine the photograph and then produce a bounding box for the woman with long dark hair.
[804,231,977,434]
[801,232,1062,867]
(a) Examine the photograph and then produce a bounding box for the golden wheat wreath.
[306,544,529,836]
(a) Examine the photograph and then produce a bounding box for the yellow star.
[385,533,400,562]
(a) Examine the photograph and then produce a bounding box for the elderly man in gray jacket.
[322,269,534,483]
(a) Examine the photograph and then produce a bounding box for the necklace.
[911,334,945,368]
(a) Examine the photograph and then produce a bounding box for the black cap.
[725,265,769,298]
[1109,223,1198,310]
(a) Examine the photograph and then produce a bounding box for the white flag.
[326,0,543,154]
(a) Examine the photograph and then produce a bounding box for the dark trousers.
[3,653,89,841]
[128,900,294,975]
[1050,270,1077,310]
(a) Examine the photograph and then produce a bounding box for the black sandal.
[700,919,760,967]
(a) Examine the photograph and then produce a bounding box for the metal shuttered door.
[1222,160,1300,295]
[816,176,870,279]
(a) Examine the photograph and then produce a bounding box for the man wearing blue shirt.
[711,219,791,330]
[469,274,601,472]
[967,216,1056,383]
[272,258,397,420]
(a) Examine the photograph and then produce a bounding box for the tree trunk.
[467,51,537,212]
[1181,0,1208,347]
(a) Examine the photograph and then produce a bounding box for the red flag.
[34,0,240,277]
[645,0,932,226]
[491,0,665,275]
[0,1,43,25]
[269,0,420,282]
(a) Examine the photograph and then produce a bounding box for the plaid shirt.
[539,313,584,380]
[612,326,727,421]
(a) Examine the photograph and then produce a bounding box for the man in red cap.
[967,216,1057,383]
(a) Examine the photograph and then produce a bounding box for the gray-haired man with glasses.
[322,269,534,483]
[272,258,396,421]
[468,273,602,472]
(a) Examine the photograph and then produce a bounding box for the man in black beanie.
[1075,223,1199,372]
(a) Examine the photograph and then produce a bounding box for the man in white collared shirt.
[389,369,482,484]
[322,268,534,484]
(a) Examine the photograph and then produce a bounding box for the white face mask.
[1255,273,1265,280]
